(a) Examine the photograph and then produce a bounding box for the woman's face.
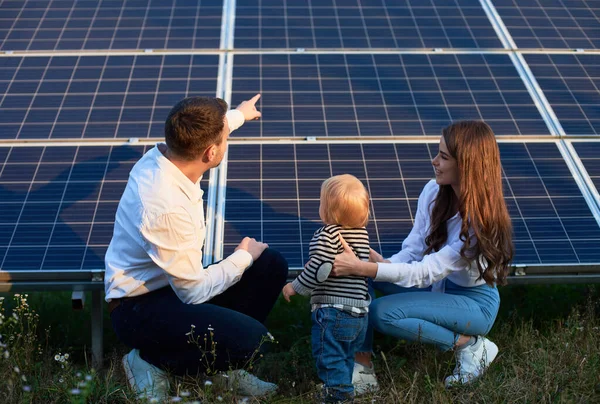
[432,135,459,187]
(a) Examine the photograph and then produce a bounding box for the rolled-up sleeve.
[226,109,245,133]
[375,241,468,288]
[140,207,253,304]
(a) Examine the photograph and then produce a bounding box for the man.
[104,94,288,400]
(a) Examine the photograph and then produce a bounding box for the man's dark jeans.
[110,248,288,376]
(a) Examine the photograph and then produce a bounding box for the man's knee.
[254,248,289,281]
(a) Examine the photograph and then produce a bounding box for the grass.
[0,284,599,403]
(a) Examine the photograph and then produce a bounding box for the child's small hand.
[282,283,297,302]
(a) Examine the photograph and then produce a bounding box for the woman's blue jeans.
[362,279,500,352]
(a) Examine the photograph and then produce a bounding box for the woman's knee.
[369,298,409,331]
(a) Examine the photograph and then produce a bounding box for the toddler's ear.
[316,262,332,283]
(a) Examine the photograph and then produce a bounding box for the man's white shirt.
[104,109,253,304]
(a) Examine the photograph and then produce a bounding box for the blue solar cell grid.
[0,54,219,140]
[0,145,209,272]
[222,142,600,268]
[525,54,600,136]
[492,0,600,49]
[235,0,503,49]
[572,142,600,195]
[231,53,551,138]
[0,0,224,51]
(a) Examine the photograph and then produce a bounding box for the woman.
[333,120,514,391]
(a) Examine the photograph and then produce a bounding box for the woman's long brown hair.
[425,121,514,286]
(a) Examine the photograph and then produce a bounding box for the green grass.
[0,284,599,403]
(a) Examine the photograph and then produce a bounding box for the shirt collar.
[151,143,203,202]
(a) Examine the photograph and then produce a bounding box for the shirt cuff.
[374,262,402,283]
[226,109,245,133]
[226,248,254,270]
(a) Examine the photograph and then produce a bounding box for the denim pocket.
[332,311,363,342]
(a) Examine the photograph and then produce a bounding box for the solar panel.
[492,0,600,50]
[0,145,210,274]
[231,53,551,138]
[0,0,224,51]
[525,54,600,136]
[572,141,600,194]
[0,54,219,140]
[234,0,503,49]
[221,142,600,268]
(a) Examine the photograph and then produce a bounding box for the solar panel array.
[0,0,599,280]
[223,142,600,268]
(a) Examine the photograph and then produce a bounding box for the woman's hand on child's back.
[282,283,297,302]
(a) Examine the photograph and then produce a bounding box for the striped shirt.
[291,224,371,313]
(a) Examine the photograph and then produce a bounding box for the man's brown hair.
[164,97,228,161]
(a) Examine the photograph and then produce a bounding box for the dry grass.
[0,286,598,403]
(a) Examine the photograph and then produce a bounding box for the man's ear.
[203,144,217,164]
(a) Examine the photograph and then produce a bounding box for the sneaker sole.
[121,353,137,393]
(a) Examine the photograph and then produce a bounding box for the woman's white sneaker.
[444,337,498,387]
[352,362,379,395]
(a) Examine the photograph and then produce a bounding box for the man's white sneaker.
[352,362,379,395]
[217,369,278,397]
[444,337,498,388]
[122,349,169,400]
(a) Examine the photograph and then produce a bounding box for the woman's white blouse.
[375,180,487,292]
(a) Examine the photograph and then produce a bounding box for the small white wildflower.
[64,354,70,359]
[75,371,81,378]
[12,313,18,320]
[170,397,182,402]
[217,397,223,402]
[22,385,31,392]
[70,388,81,395]
[54,354,60,361]
[191,324,195,328]
[266,332,275,341]
[207,327,214,331]
[185,331,192,336]
[292,381,296,387]
[85,374,92,381]
[180,391,191,397]
[59,378,64,383]
[4,351,9,359]
[21,375,27,382]
[204,380,213,386]
[13,366,20,373]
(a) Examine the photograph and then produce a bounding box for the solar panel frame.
[0,53,223,140]
[233,0,504,50]
[0,0,226,51]
[491,0,600,50]
[216,139,600,269]
[0,143,217,279]
[227,51,554,139]
[523,53,600,137]
[568,140,600,216]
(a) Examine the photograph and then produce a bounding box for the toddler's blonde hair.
[319,174,370,228]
